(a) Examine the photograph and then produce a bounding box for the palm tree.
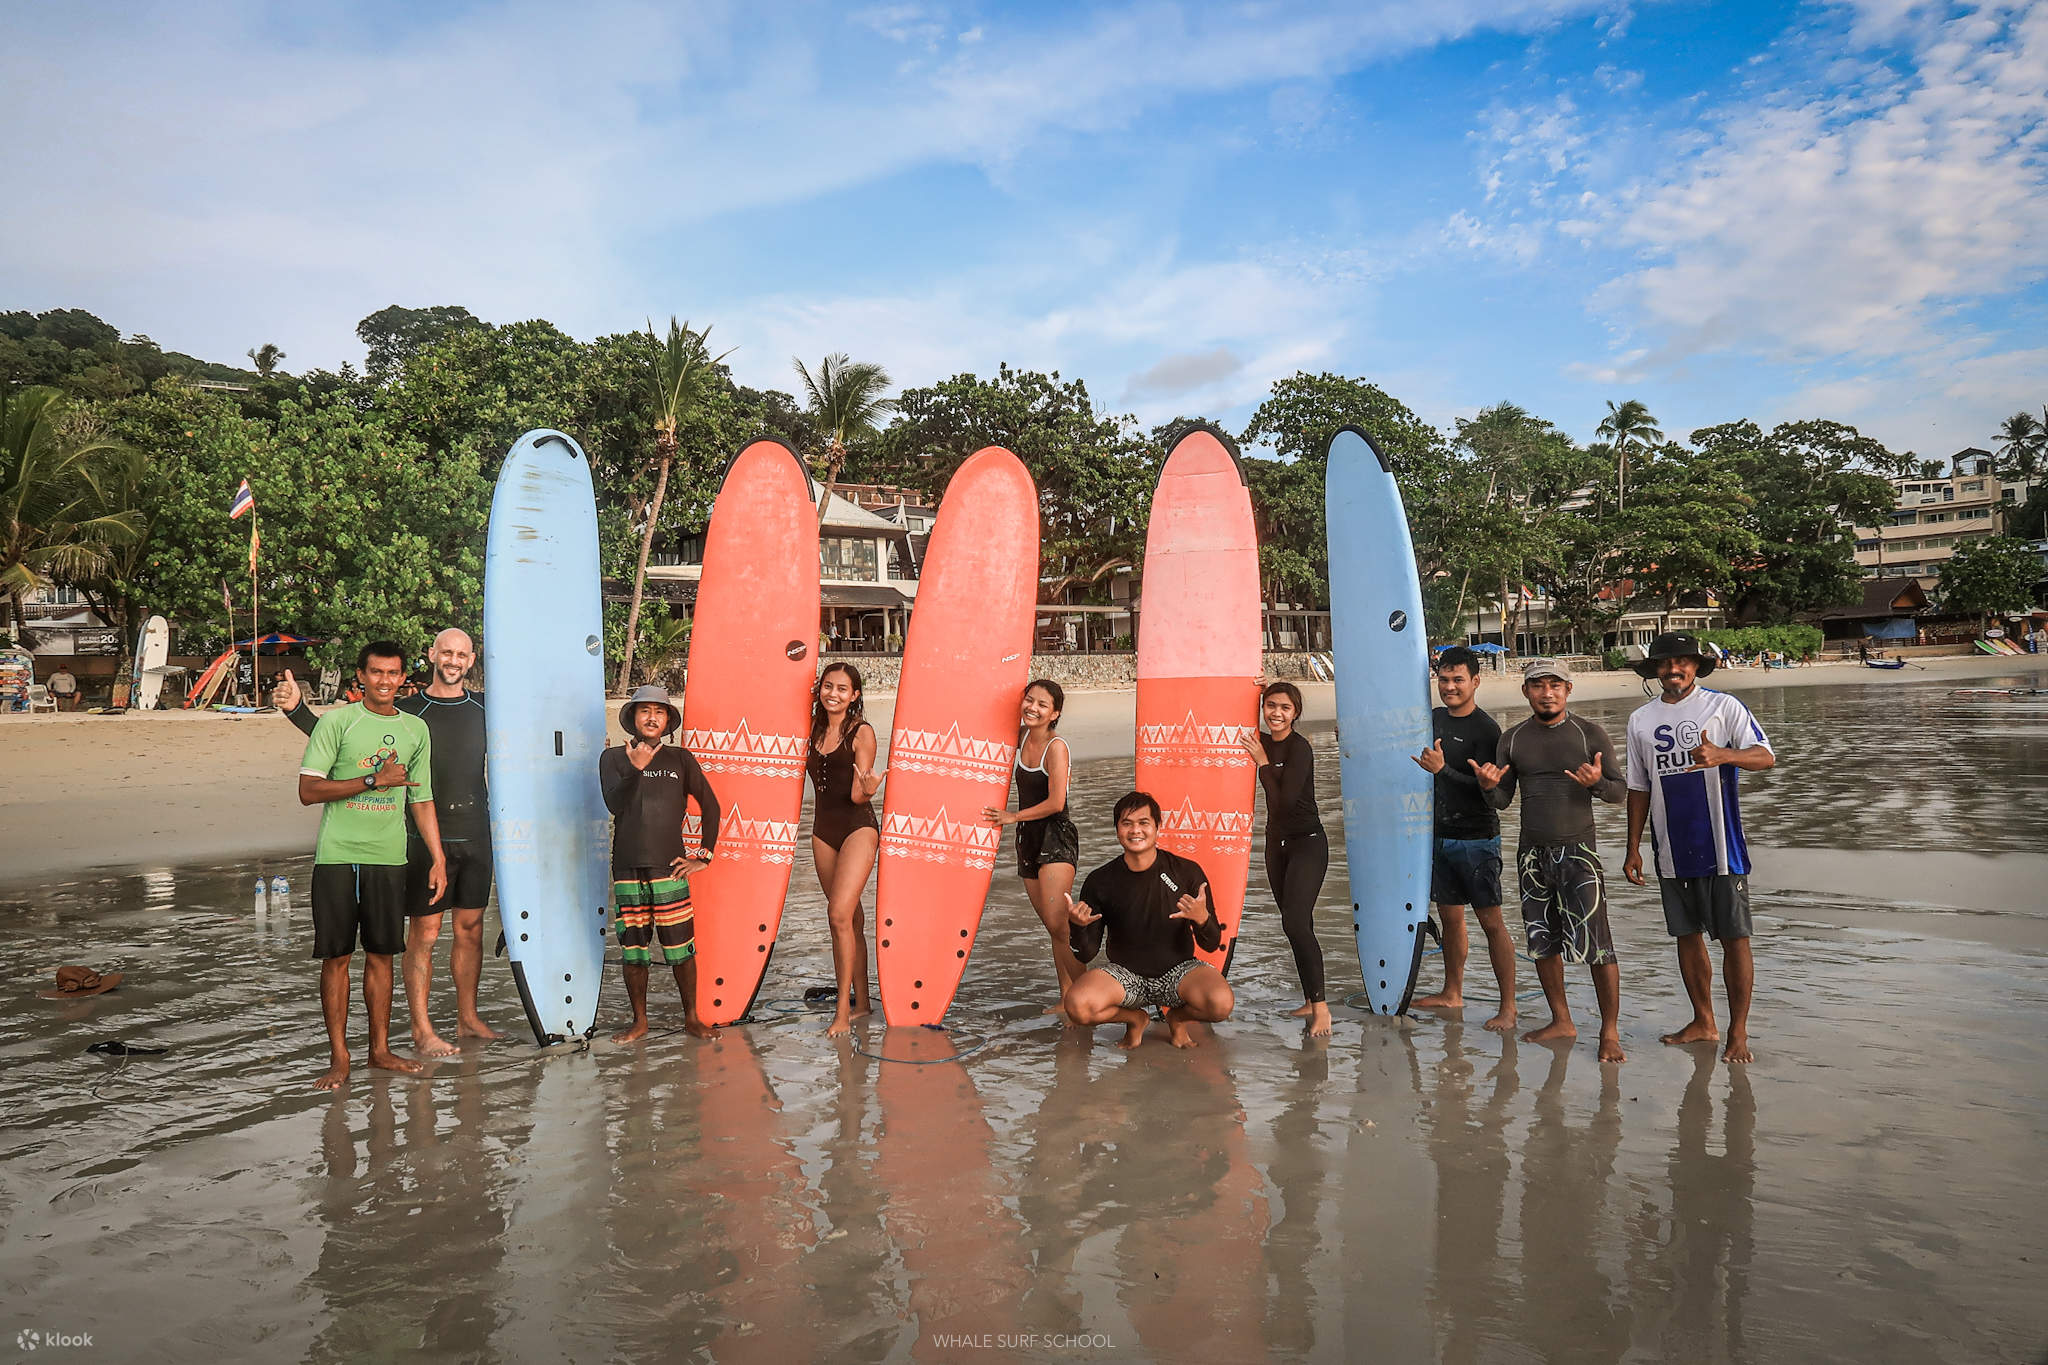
[792,354,897,527]
[1,387,145,638]
[1595,398,1663,514]
[246,343,286,377]
[1996,410,2045,484]
[616,318,731,692]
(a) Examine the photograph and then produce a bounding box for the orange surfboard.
[875,447,1039,1025]
[1134,426,1261,971]
[682,439,820,1026]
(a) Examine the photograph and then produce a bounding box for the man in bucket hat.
[599,684,723,1042]
[1623,633,1776,1064]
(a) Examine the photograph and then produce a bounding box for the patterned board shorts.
[613,871,694,967]
[1517,842,1617,966]
[1100,958,1203,1010]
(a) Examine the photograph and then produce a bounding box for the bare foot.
[1288,1002,1316,1018]
[1660,1018,1720,1046]
[457,1018,506,1041]
[1166,1016,1201,1049]
[611,1020,650,1045]
[369,1049,425,1076]
[827,1012,853,1038]
[1521,1019,1577,1045]
[1723,1033,1753,1064]
[1598,1033,1627,1064]
[1117,1018,1149,1049]
[414,1031,459,1059]
[1411,991,1464,1011]
[684,1015,720,1040]
[313,1061,350,1091]
[848,1003,874,1022]
[1304,1002,1332,1038]
[1483,1008,1517,1033]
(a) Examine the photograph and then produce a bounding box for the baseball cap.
[1521,658,1571,682]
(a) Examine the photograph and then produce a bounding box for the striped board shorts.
[613,870,694,966]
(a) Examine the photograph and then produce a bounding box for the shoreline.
[2,653,2041,888]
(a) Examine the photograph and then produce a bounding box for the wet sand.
[4,671,2047,1361]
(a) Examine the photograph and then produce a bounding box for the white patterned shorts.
[1100,958,1203,1009]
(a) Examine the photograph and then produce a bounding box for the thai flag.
[228,479,255,519]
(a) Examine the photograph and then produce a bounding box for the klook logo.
[16,1328,94,1350]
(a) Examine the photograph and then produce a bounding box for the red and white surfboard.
[1134,427,1261,971]
[875,447,1039,1025]
[682,440,819,1026]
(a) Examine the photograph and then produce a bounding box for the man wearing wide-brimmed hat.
[598,684,722,1043]
[1623,633,1776,1064]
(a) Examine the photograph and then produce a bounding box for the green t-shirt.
[299,702,435,866]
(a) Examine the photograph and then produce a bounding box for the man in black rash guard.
[279,627,502,1055]
[1410,645,1517,1032]
[600,684,721,1043]
[1240,681,1332,1037]
[1063,791,1234,1050]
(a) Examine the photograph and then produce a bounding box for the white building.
[1852,448,2035,588]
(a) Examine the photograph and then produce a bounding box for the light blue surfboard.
[1327,426,1434,1015]
[485,430,612,1045]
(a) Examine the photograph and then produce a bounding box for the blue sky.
[4,0,2044,460]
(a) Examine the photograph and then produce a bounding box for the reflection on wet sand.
[1634,1051,1756,1364]
[1013,1029,1109,1339]
[1518,1045,1631,1365]
[1422,1022,1520,1365]
[1258,1041,1331,1358]
[871,1027,1032,1357]
[1340,1027,1435,1360]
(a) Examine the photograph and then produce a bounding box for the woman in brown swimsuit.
[808,662,883,1037]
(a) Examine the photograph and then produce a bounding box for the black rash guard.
[599,742,721,877]
[1257,730,1324,839]
[1484,712,1626,847]
[287,690,489,843]
[1431,705,1502,840]
[1071,848,1222,979]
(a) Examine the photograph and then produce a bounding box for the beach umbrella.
[231,632,320,655]
[1467,642,1508,654]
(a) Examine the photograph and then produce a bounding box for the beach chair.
[27,684,56,714]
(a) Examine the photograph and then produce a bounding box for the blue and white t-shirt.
[1625,688,1772,879]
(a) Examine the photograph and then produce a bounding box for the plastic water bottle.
[253,877,269,918]
[269,875,290,914]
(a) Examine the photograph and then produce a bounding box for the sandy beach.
[3,653,2040,888]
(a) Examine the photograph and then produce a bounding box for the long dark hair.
[810,661,866,748]
[1024,677,1065,732]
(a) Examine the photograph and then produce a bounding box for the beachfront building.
[1852,449,2037,589]
[1804,576,1930,645]
[642,487,919,650]
[1451,584,1723,659]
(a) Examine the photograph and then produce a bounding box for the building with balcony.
[1852,448,2034,588]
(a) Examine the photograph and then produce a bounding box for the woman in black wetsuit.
[983,679,1084,1017]
[1240,681,1332,1036]
[808,662,883,1037]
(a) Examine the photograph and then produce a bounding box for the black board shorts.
[311,863,409,959]
[1659,874,1753,941]
[1016,814,1080,878]
[406,837,494,915]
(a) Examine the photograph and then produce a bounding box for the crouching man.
[1062,791,1234,1049]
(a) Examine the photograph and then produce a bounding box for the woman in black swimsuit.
[808,662,883,1037]
[983,679,1084,1016]
[1241,681,1333,1037]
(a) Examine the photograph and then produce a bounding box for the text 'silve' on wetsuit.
[1258,729,1329,1003]
[808,721,880,852]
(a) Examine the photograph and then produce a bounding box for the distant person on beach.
[600,684,721,1043]
[1062,791,1234,1049]
[808,662,883,1038]
[1240,681,1332,1037]
[985,679,1086,1019]
[295,640,447,1090]
[1410,646,1517,1032]
[1474,658,1629,1063]
[1623,633,1776,1064]
[48,665,78,710]
[280,627,504,1055]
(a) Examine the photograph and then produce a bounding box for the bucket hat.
[618,684,681,737]
[1633,632,1719,679]
[39,966,124,1000]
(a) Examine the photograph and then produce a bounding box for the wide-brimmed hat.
[618,684,680,737]
[39,966,124,1000]
[1634,632,1719,679]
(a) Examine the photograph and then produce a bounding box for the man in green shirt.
[298,640,448,1090]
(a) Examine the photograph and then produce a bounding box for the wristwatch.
[362,774,377,790]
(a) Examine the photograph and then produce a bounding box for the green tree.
[1596,398,1662,514]
[1938,536,2041,626]
[1689,419,1899,620]
[1996,410,2045,483]
[793,353,897,524]
[246,343,286,377]
[357,305,483,383]
[378,318,587,462]
[618,318,729,691]
[1447,403,1602,645]
[0,387,145,639]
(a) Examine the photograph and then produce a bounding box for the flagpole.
[249,507,259,705]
